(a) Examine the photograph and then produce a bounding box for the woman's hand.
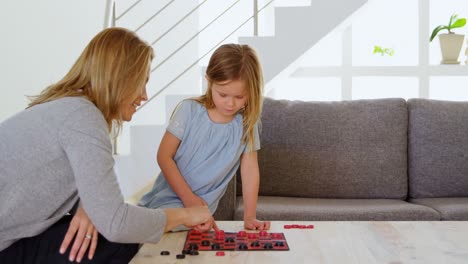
[59,206,98,263]
[182,195,220,232]
[194,216,219,232]
[244,218,271,231]
[182,206,219,232]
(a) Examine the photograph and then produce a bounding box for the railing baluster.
[254,0,258,36]
[150,0,209,46]
[151,0,241,73]
[135,0,177,32]
[116,0,144,21]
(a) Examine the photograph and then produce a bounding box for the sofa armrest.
[213,174,237,220]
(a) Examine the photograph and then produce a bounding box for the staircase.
[109,0,368,198]
[240,0,367,82]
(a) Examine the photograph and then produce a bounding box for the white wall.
[0,0,106,122]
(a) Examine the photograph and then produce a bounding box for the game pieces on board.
[183,229,290,251]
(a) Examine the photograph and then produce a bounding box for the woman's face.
[121,87,148,121]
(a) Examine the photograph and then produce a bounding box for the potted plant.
[430,14,466,64]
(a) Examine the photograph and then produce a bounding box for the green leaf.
[373,46,382,54]
[430,25,449,42]
[451,18,466,29]
[372,45,394,57]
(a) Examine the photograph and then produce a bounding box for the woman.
[0,27,213,263]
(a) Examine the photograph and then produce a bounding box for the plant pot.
[439,33,465,64]
[465,39,468,65]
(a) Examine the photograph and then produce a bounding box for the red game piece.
[271,233,281,239]
[237,231,247,237]
[284,224,314,229]
[259,231,268,237]
[216,233,225,240]
[216,251,225,256]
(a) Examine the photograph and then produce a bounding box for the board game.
[183,229,290,251]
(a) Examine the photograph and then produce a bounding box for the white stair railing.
[104,0,269,154]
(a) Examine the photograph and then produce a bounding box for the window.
[272,0,468,101]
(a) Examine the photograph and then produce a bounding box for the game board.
[183,229,290,251]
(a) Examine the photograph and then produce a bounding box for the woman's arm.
[240,151,271,230]
[60,104,212,243]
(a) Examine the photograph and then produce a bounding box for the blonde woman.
[139,44,271,231]
[0,27,212,263]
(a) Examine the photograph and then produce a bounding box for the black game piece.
[211,243,221,250]
[189,250,199,255]
[263,243,273,249]
[238,243,248,250]
[176,254,185,259]
[251,241,260,247]
[188,243,199,250]
[225,237,235,243]
[160,250,170,255]
[275,241,284,247]
[182,249,191,254]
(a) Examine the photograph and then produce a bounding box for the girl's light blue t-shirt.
[139,100,260,213]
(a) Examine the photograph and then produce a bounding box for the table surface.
[130,221,468,264]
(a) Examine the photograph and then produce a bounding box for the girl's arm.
[240,151,271,230]
[158,131,218,231]
[157,131,206,208]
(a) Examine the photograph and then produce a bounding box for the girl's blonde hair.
[193,44,264,151]
[28,27,153,131]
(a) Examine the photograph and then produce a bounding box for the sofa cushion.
[410,198,468,220]
[408,99,468,198]
[234,196,440,221]
[257,97,408,199]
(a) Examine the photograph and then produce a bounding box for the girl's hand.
[60,206,98,263]
[244,219,271,231]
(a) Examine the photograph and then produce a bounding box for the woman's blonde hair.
[28,27,153,131]
[193,44,264,151]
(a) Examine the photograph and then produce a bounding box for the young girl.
[139,44,270,230]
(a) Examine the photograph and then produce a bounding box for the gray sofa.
[214,97,468,221]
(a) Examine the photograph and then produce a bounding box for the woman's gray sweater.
[0,97,166,251]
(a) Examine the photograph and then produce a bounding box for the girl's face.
[210,79,248,122]
[121,86,148,121]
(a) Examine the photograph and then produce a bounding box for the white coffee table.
[130,221,468,264]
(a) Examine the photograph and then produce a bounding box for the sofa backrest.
[408,99,468,198]
[257,97,408,199]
